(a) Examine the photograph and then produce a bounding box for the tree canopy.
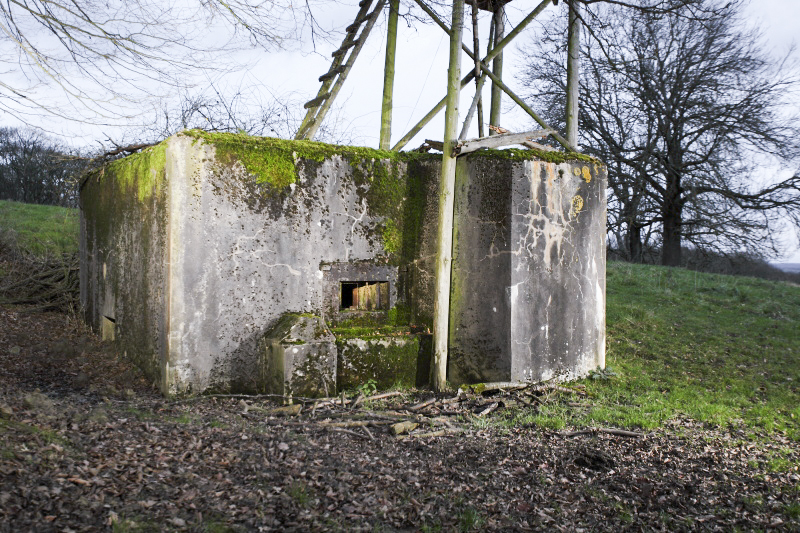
[0,0,325,127]
[522,0,800,264]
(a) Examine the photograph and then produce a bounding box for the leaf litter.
[1,305,799,532]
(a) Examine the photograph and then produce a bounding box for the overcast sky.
[4,0,800,260]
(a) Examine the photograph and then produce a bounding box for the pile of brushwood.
[0,249,78,313]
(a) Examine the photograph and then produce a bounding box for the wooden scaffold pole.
[565,0,581,147]
[380,0,400,150]
[431,0,465,392]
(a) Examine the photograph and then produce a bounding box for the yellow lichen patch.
[573,167,582,176]
[571,195,584,216]
[582,166,592,183]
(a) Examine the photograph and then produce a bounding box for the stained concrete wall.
[449,155,607,384]
[81,132,606,395]
[163,135,441,393]
[80,146,169,386]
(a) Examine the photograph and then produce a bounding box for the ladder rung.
[304,93,330,109]
[345,14,371,34]
[319,66,346,82]
[331,39,357,58]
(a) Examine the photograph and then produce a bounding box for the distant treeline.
[609,247,800,284]
[0,127,84,208]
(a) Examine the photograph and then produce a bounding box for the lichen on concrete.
[336,335,422,392]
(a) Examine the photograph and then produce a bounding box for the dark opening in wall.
[341,281,389,311]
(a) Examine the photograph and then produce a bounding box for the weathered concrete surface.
[161,136,439,394]
[336,335,427,392]
[79,145,169,384]
[80,132,606,396]
[449,155,607,385]
[259,314,336,398]
[82,133,441,395]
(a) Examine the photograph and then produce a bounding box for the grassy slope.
[2,201,798,439]
[0,200,79,256]
[524,262,800,440]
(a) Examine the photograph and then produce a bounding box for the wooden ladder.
[295,0,386,141]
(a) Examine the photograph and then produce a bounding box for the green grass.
[0,200,78,256]
[3,199,799,440]
[524,261,800,439]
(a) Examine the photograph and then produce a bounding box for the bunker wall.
[162,135,439,394]
[79,144,170,388]
[449,155,607,384]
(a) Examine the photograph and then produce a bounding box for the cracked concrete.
[450,157,607,385]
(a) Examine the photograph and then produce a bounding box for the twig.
[321,420,394,428]
[408,397,436,411]
[366,391,404,401]
[351,393,365,409]
[327,427,370,440]
[561,427,644,438]
[397,428,463,440]
[475,402,500,417]
[361,426,375,440]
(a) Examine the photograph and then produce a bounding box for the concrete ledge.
[335,334,431,391]
[258,314,336,398]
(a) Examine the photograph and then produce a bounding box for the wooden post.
[565,0,581,148]
[459,72,488,140]
[489,4,504,134]
[303,1,386,140]
[470,2,484,138]
[380,0,399,150]
[394,0,553,151]
[432,0,464,392]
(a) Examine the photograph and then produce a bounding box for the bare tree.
[0,0,330,126]
[107,82,360,148]
[0,128,83,207]
[522,0,800,265]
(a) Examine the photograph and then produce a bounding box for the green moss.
[331,325,411,340]
[182,131,442,258]
[106,142,167,202]
[336,335,421,391]
[471,383,486,394]
[381,217,402,255]
[387,304,411,326]
[183,129,431,188]
[467,147,601,165]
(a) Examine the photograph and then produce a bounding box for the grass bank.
[2,201,798,439]
[521,261,800,440]
[0,200,79,257]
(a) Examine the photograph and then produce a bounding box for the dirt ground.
[1,305,799,532]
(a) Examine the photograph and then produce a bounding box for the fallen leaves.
[1,304,799,532]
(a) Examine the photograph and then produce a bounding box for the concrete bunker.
[79,131,607,396]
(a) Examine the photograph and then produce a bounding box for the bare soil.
[1,305,798,532]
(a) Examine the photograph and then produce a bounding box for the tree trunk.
[627,224,643,263]
[661,172,682,267]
